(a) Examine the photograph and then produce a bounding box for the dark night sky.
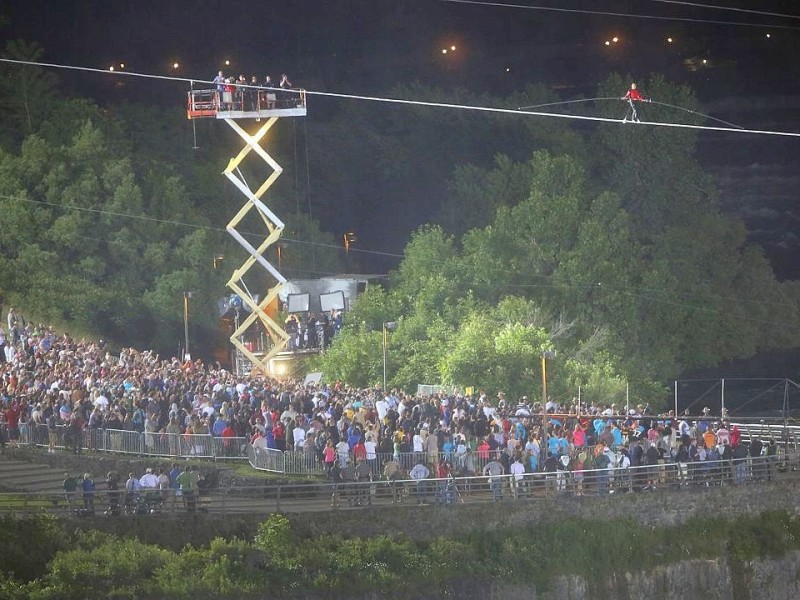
[3,0,800,278]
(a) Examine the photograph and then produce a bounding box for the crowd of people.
[211,70,299,111]
[0,307,786,510]
[61,463,205,516]
[284,310,342,351]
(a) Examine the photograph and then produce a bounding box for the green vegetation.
[0,494,55,510]
[2,511,800,598]
[314,77,800,402]
[0,40,343,355]
[1,39,798,395]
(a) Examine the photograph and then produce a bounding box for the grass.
[0,494,59,510]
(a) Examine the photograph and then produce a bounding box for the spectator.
[263,75,276,109]
[155,467,170,504]
[509,456,525,498]
[139,467,158,489]
[81,473,95,515]
[63,472,78,512]
[279,73,293,107]
[409,459,430,504]
[6,308,22,344]
[106,471,121,516]
[176,465,199,512]
[213,70,226,106]
[483,459,504,501]
[382,457,403,505]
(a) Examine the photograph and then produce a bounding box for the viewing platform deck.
[187,88,307,120]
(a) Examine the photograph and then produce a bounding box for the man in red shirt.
[5,401,20,449]
[222,421,237,457]
[621,83,649,123]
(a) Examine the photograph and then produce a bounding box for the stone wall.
[487,552,800,600]
[62,477,800,599]
[71,477,800,549]
[289,478,800,541]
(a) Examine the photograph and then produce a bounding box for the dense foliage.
[2,511,799,598]
[0,41,343,354]
[1,40,798,395]
[314,77,800,402]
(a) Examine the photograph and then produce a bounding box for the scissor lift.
[187,86,307,375]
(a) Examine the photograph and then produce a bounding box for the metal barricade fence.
[249,444,286,472]
[283,449,325,476]
[267,449,520,477]
[108,429,146,455]
[144,431,178,457]
[3,454,797,519]
[732,422,800,450]
[12,425,249,461]
[17,423,34,446]
[211,436,249,460]
[179,434,214,459]
[11,421,798,470]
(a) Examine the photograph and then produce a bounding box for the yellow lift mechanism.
[188,87,307,374]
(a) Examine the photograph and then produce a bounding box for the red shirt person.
[621,83,649,122]
[624,83,645,102]
[5,401,21,447]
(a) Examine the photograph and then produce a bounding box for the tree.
[0,40,58,147]
[438,154,534,237]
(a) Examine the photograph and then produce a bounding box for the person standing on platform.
[249,75,259,110]
[279,73,293,108]
[263,75,276,109]
[213,71,226,108]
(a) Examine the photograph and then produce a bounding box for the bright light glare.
[766,33,771,39]
[450,45,456,51]
[271,361,288,376]
[604,40,610,46]
[172,62,180,69]
[667,37,673,43]
[702,59,708,65]
[119,63,125,69]
[109,66,115,72]
[505,67,510,72]
[442,48,447,54]
[612,36,619,43]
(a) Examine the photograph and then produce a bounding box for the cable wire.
[2,191,798,331]
[517,96,620,110]
[0,61,797,329]
[518,96,746,130]
[437,0,800,30]
[1,58,799,138]
[643,0,800,21]
[649,100,745,129]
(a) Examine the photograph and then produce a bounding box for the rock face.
[485,552,800,600]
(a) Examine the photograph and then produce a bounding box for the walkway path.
[1,448,797,518]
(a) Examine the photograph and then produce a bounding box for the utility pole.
[183,291,192,361]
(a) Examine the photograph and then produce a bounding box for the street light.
[182,291,194,361]
[343,231,357,255]
[382,321,398,391]
[540,350,556,470]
